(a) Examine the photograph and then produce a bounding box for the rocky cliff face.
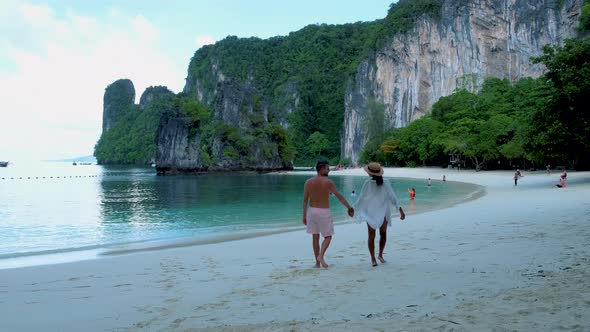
[185,64,299,129]
[96,81,174,165]
[212,80,292,170]
[155,107,204,174]
[139,86,173,109]
[102,79,135,133]
[155,76,293,173]
[342,0,582,163]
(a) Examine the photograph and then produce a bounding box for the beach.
[2,168,589,331]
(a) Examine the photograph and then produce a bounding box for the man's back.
[306,176,332,208]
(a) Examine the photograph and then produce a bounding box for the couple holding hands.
[303,161,405,268]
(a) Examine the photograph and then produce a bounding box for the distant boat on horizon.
[0,161,8,167]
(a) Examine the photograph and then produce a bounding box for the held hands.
[347,207,354,217]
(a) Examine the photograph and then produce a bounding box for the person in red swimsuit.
[407,187,416,200]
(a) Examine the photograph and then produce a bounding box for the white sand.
[1,168,589,331]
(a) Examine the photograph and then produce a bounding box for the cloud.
[132,14,159,43]
[196,35,216,48]
[0,3,185,161]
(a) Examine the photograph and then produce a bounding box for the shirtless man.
[303,160,354,268]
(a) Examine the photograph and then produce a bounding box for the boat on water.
[0,161,8,167]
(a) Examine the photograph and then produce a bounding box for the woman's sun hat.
[364,162,384,176]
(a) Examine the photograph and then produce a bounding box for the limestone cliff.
[139,86,174,109]
[155,77,293,174]
[342,0,582,163]
[95,82,173,165]
[99,0,585,168]
[102,79,135,133]
[184,59,299,130]
[155,107,204,173]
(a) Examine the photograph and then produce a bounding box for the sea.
[0,162,483,268]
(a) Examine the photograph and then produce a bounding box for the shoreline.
[2,169,589,331]
[0,170,484,269]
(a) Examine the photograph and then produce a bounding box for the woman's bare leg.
[367,224,377,266]
[378,219,387,263]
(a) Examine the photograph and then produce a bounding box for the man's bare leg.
[378,219,387,263]
[317,235,332,268]
[312,234,321,268]
[367,224,377,266]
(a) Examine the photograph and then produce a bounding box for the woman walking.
[353,162,405,267]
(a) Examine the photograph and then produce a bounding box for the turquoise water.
[0,162,482,267]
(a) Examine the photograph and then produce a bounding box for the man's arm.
[302,180,310,225]
[329,181,354,217]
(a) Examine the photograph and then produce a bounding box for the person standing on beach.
[555,171,568,188]
[546,165,551,175]
[303,160,354,268]
[353,162,405,267]
[514,169,523,186]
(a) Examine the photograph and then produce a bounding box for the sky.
[0,0,393,161]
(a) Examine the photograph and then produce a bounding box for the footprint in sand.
[169,317,187,329]
[431,293,445,300]
[26,289,46,293]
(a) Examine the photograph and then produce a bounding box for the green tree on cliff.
[186,0,443,163]
[527,38,590,168]
[307,131,330,158]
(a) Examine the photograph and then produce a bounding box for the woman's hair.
[372,175,383,186]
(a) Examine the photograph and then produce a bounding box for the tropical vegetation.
[360,38,590,170]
